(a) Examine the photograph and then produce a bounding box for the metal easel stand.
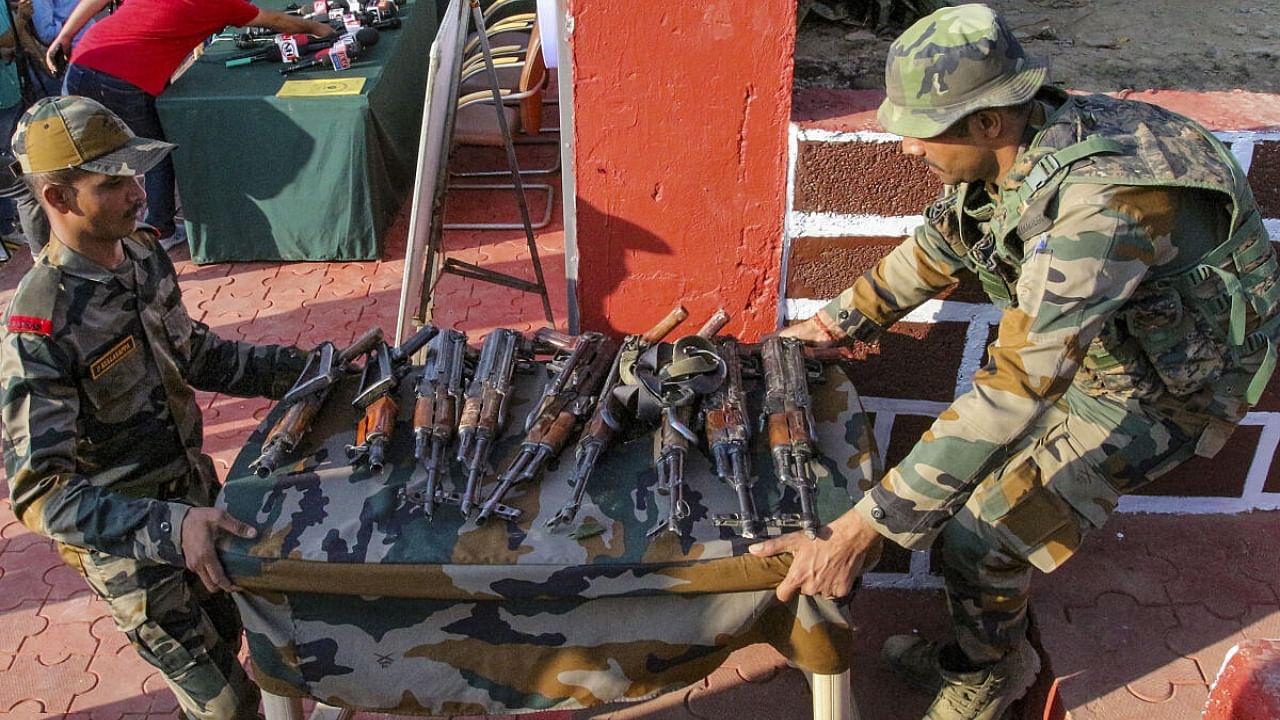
[434,0,554,324]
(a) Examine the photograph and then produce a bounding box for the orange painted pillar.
[567,1,796,338]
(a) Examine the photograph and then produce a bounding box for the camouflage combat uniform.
[814,62,1280,665]
[2,225,304,714]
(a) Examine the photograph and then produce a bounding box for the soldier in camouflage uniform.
[1,96,308,719]
[751,4,1280,719]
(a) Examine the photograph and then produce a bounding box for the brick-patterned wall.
[785,91,1280,586]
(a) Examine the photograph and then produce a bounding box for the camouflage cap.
[11,95,174,176]
[877,3,1047,139]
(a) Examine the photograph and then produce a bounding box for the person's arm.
[31,0,59,46]
[753,183,1170,599]
[1,329,191,566]
[783,190,970,347]
[247,9,336,38]
[44,0,107,71]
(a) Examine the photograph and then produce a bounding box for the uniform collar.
[43,231,157,284]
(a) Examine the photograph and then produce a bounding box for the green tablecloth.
[156,1,436,263]
[219,363,879,715]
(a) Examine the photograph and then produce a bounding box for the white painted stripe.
[790,211,923,238]
[1267,219,1280,242]
[779,123,800,329]
[864,571,946,590]
[785,298,830,320]
[859,397,950,416]
[1230,138,1256,175]
[795,127,900,144]
[1215,130,1280,144]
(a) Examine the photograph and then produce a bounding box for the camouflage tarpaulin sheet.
[218,363,879,714]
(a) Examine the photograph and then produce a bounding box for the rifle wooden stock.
[696,308,730,338]
[760,336,821,538]
[705,338,761,538]
[641,304,689,345]
[456,329,521,516]
[252,397,323,478]
[348,394,398,474]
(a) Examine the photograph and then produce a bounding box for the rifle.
[454,328,523,517]
[249,327,384,478]
[545,305,690,529]
[706,337,764,539]
[649,309,731,537]
[403,329,468,514]
[475,331,618,524]
[760,335,822,538]
[344,325,438,473]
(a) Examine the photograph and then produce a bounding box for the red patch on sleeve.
[8,315,53,335]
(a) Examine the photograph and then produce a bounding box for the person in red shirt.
[45,0,334,248]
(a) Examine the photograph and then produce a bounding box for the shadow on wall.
[573,199,673,338]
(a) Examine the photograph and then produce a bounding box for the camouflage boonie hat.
[11,95,174,176]
[878,3,1047,138]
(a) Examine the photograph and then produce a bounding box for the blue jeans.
[63,63,176,236]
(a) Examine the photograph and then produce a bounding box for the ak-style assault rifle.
[455,328,524,517]
[545,305,690,529]
[475,331,617,524]
[705,337,764,539]
[404,329,468,513]
[649,309,731,537]
[249,327,384,477]
[345,325,438,474]
[760,335,822,538]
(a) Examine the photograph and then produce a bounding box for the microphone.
[279,31,372,75]
[229,28,377,68]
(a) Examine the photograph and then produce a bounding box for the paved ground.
[0,145,1277,718]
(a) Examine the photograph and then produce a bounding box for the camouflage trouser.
[65,546,261,719]
[935,388,1215,665]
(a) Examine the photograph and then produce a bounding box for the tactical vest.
[944,91,1280,405]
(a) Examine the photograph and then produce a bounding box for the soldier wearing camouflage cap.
[752,4,1280,719]
[1,95,309,719]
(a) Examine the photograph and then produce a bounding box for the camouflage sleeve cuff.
[816,291,882,344]
[268,345,309,399]
[853,490,937,551]
[149,501,190,567]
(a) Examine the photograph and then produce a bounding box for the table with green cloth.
[155,1,436,263]
[217,362,880,715]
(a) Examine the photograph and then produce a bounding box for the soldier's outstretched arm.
[748,510,883,602]
[2,333,191,566]
[853,186,1165,551]
[811,199,970,345]
[183,315,307,400]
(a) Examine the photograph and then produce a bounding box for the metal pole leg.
[309,703,355,720]
[810,670,859,720]
[260,691,304,720]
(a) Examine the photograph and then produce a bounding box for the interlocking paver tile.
[1166,604,1247,685]
[142,671,180,714]
[23,621,98,665]
[719,643,786,684]
[43,558,90,600]
[89,613,131,656]
[0,546,59,611]
[687,664,812,720]
[0,653,96,714]
[38,592,106,627]
[72,648,157,718]
[1039,525,1177,608]
[0,519,50,553]
[266,268,333,300]
[3,699,51,719]
[220,262,281,300]
[1240,603,1280,640]
[0,599,48,653]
